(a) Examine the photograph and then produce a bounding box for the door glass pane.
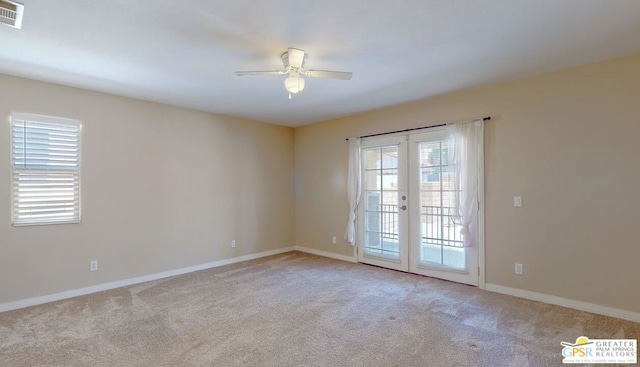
[363,145,399,260]
[365,171,381,191]
[365,149,381,170]
[380,147,398,169]
[418,140,465,269]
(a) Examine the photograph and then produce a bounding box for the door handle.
[399,205,407,210]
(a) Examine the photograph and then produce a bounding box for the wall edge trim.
[485,283,640,323]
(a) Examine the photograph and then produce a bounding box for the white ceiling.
[1,1,640,127]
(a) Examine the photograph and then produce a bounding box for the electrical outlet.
[332,236,337,244]
[231,240,236,248]
[515,263,523,275]
[90,260,98,272]
[514,196,522,207]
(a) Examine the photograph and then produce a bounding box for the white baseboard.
[0,247,296,314]
[294,246,357,263]
[485,283,640,323]
[5,249,636,325]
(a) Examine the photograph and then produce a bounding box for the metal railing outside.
[423,206,464,248]
[379,204,398,240]
[374,205,463,248]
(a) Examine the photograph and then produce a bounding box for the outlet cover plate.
[514,196,522,207]
[515,263,523,275]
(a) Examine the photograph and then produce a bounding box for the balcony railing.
[423,206,464,248]
[373,205,463,248]
[379,204,399,240]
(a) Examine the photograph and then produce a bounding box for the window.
[11,113,81,226]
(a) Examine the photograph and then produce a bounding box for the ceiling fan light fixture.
[236,48,351,98]
[284,76,305,94]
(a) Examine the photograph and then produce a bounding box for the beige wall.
[0,74,295,304]
[294,53,640,313]
[2,53,639,314]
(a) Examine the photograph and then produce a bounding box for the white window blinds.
[11,113,81,226]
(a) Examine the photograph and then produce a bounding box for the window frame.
[10,113,82,226]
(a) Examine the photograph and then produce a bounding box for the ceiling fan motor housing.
[281,50,308,70]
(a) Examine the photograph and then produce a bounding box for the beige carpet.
[0,251,638,366]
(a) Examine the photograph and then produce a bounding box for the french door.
[357,135,409,271]
[357,128,480,286]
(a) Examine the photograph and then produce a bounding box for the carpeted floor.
[0,251,638,366]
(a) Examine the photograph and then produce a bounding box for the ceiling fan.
[235,48,353,99]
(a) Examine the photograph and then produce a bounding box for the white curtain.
[448,119,484,247]
[344,137,361,245]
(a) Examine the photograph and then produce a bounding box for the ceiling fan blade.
[305,70,353,80]
[287,48,306,68]
[235,70,286,76]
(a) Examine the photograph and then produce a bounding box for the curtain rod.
[345,116,491,141]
